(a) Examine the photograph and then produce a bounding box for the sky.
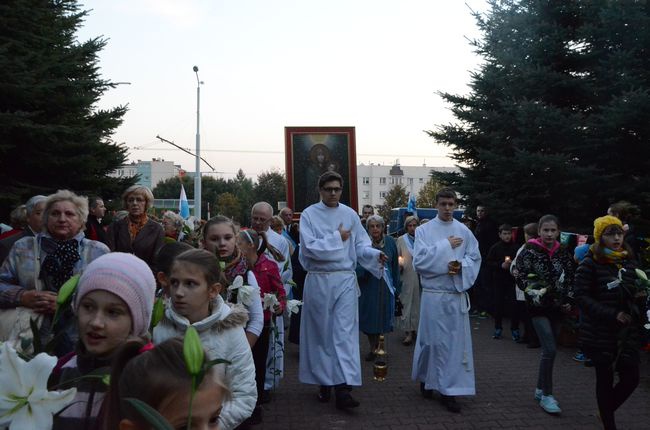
[78,0,488,180]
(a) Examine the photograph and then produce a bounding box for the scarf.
[372,235,385,250]
[529,238,560,258]
[591,245,628,266]
[39,237,80,291]
[222,250,249,304]
[127,214,148,242]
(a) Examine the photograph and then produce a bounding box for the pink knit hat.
[74,253,156,336]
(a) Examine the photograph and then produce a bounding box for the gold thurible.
[373,334,387,381]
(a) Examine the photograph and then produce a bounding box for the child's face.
[203,223,236,258]
[158,377,224,430]
[77,290,132,357]
[169,261,220,323]
[499,230,512,243]
[601,226,624,251]
[539,221,559,246]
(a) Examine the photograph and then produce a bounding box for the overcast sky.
[79,0,488,180]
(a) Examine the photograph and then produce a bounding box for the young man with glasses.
[298,171,387,409]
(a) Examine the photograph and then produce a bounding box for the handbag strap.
[32,236,43,292]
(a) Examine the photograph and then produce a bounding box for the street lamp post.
[193,66,202,219]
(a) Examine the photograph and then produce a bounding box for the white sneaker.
[534,388,543,401]
[540,395,562,414]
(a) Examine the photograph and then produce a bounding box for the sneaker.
[573,352,587,362]
[511,329,520,342]
[539,395,562,414]
[478,311,488,319]
[534,388,543,401]
[492,329,502,339]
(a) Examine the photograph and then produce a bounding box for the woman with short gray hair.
[357,214,401,360]
[0,190,109,356]
[107,185,164,270]
[161,210,184,242]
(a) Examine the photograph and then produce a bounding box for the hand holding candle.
[502,256,512,270]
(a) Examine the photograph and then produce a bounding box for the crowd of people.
[0,172,648,430]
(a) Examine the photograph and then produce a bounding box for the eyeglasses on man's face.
[321,187,342,193]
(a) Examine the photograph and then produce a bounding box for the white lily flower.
[226,276,256,306]
[0,343,76,430]
[286,299,303,315]
[263,293,280,311]
[645,323,650,330]
[227,275,244,291]
[237,284,256,307]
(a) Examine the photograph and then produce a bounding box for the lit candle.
[504,256,512,263]
[398,256,404,266]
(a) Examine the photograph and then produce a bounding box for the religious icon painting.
[285,126,358,213]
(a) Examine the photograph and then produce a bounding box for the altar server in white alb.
[411,187,481,413]
[299,171,386,410]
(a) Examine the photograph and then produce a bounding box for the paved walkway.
[258,317,649,429]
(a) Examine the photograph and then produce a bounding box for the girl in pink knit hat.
[51,252,156,430]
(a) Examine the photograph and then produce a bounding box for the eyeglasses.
[127,197,145,203]
[602,231,624,238]
[321,187,342,193]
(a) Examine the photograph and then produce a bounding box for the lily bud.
[183,326,204,376]
[57,274,80,306]
[635,268,648,281]
[151,297,165,328]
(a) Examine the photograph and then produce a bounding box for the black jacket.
[474,217,499,257]
[513,241,576,317]
[486,240,518,288]
[575,254,644,351]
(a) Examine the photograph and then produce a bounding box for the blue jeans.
[531,316,559,395]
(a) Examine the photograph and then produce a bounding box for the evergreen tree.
[0,0,133,219]
[430,0,650,229]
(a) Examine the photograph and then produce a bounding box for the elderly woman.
[356,214,401,360]
[161,210,184,243]
[396,215,420,345]
[107,185,165,269]
[0,190,110,355]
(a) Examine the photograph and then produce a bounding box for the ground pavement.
[257,317,650,429]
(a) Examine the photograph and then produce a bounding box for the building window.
[362,191,369,199]
[419,178,424,183]
[380,177,386,185]
[362,177,370,185]
[389,177,395,185]
[379,191,387,198]
[408,177,413,185]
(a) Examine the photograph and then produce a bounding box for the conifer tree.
[0,0,133,219]
[431,0,650,228]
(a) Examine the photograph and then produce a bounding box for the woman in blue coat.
[357,215,400,361]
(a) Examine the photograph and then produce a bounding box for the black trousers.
[251,325,271,405]
[588,349,640,430]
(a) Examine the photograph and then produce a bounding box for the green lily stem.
[187,376,197,430]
